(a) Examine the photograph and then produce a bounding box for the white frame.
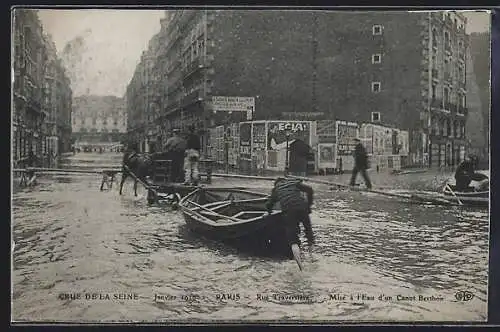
[371,82,381,93]
[371,112,381,122]
[372,53,381,64]
[372,24,383,35]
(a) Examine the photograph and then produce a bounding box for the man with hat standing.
[349,138,372,189]
[164,128,187,183]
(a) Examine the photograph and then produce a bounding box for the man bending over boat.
[265,178,315,248]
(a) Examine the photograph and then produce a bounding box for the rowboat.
[406,170,489,208]
[178,188,293,256]
[440,170,489,207]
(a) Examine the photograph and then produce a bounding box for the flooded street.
[12,153,489,322]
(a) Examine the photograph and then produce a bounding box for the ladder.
[152,159,172,185]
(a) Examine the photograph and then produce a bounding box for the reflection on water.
[11,153,489,322]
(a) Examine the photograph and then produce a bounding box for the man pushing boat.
[265,177,315,270]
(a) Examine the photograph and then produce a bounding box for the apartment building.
[126,10,469,165]
[12,9,73,164]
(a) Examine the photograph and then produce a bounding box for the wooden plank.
[210,173,277,181]
[23,167,122,174]
[287,175,350,188]
[287,175,413,200]
[185,200,240,222]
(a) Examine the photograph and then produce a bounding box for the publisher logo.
[455,290,474,302]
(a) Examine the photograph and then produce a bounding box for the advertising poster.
[239,122,252,161]
[336,121,359,156]
[252,122,267,170]
[267,121,311,151]
[318,143,336,169]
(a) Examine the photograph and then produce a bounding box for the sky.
[37,9,490,98]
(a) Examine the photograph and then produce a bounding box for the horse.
[119,151,155,196]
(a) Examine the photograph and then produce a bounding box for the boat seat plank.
[232,210,268,219]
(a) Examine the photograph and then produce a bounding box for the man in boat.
[164,128,187,183]
[349,138,372,190]
[184,125,201,186]
[454,155,487,191]
[265,177,315,248]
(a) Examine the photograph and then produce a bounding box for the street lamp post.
[285,128,291,176]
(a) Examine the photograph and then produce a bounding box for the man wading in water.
[349,138,372,190]
[266,177,315,270]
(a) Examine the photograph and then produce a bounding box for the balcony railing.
[182,56,206,80]
[181,89,203,108]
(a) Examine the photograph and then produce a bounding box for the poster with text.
[336,121,359,156]
[239,122,252,160]
[267,121,311,151]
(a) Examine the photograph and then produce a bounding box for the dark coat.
[353,142,368,169]
[186,133,201,151]
[165,135,187,153]
[289,139,310,174]
[266,178,314,213]
[455,159,474,180]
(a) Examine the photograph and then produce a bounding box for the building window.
[372,54,381,64]
[431,84,436,100]
[444,31,450,51]
[371,82,381,93]
[432,28,438,48]
[372,25,383,35]
[371,112,381,122]
[443,87,450,107]
[198,38,206,57]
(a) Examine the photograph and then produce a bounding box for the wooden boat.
[407,171,489,208]
[178,187,292,256]
[439,171,489,207]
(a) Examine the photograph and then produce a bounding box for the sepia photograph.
[11,7,491,323]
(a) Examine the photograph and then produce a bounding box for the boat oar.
[291,243,303,271]
[445,184,463,205]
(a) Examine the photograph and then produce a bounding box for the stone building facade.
[71,95,127,150]
[126,10,469,165]
[12,9,72,167]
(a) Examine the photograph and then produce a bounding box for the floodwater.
[11,153,489,323]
